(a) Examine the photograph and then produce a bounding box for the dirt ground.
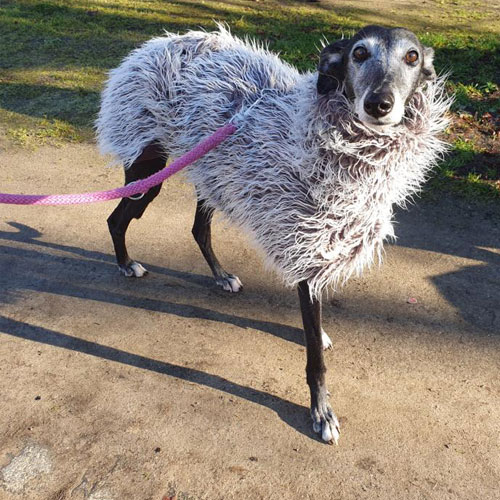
[322,0,500,34]
[0,144,499,499]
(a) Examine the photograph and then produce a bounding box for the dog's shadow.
[0,222,303,343]
[0,222,321,441]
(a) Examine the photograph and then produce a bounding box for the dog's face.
[317,25,436,127]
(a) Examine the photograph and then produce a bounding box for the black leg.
[298,279,340,443]
[107,156,166,277]
[192,197,242,292]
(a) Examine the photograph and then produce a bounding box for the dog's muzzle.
[363,91,394,119]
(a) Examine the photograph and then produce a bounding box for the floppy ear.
[317,38,350,95]
[421,46,437,81]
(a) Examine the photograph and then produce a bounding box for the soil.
[0,144,499,499]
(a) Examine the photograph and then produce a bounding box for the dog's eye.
[353,46,369,61]
[405,50,419,65]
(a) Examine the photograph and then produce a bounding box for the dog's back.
[96,28,300,169]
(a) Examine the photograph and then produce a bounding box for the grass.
[0,0,498,199]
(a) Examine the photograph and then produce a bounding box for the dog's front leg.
[298,280,340,444]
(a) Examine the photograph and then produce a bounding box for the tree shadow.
[0,0,251,71]
[392,200,500,333]
[0,82,100,129]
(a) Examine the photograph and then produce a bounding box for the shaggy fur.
[96,27,451,298]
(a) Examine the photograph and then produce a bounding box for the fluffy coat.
[96,27,451,298]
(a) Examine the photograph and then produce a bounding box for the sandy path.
[0,144,499,499]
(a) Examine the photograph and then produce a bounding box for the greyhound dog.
[97,25,447,443]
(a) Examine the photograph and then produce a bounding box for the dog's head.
[317,25,436,127]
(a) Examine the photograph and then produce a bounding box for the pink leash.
[0,123,238,206]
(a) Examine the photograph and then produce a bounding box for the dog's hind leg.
[107,149,166,277]
[192,197,243,292]
[298,279,340,444]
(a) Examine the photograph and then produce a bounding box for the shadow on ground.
[0,314,314,441]
[0,222,304,345]
[0,196,499,443]
[1,197,499,339]
[393,200,500,333]
[0,82,100,129]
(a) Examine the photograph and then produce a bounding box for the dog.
[96,24,450,443]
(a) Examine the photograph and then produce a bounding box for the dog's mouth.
[352,90,406,130]
[355,114,402,130]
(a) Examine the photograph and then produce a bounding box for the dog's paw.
[321,329,333,350]
[311,399,340,444]
[119,261,148,278]
[215,274,243,293]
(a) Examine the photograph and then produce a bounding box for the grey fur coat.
[96,27,451,297]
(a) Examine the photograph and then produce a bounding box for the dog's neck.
[299,76,451,205]
[285,76,451,297]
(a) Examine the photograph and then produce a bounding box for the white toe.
[321,329,333,350]
[227,276,242,292]
[332,427,340,445]
[317,418,340,445]
[330,420,340,445]
[322,423,333,443]
[130,262,148,277]
[119,262,148,278]
[216,275,243,293]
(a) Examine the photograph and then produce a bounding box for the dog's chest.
[302,135,423,275]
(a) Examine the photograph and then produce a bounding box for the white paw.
[215,274,243,293]
[313,416,340,444]
[119,261,148,278]
[321,329,333,350]
[312,405,340,444]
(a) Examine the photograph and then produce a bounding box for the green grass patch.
[427,169,500,201]
[427,137,500,200]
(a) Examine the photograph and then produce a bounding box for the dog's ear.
[317,38,350,95]
[421,46,437,81]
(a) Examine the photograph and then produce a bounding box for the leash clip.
[127,181,146,200]
[230,89,270,125]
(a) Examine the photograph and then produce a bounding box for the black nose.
[363,92,394,118]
